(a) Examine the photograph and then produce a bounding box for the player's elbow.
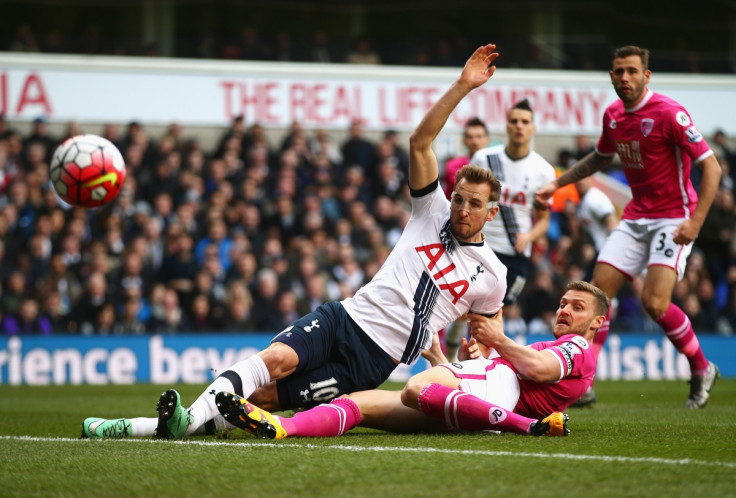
[409,129,432,153]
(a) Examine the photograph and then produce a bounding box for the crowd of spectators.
[4,20,732,74]
[1,112,735,336]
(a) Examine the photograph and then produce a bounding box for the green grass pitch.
[1,380,735,497]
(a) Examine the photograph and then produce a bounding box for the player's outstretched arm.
[409,44,498,191]
[467,310,560,382]
[536,151,613,203]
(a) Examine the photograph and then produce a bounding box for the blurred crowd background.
[2,1,736,336]
[2,0,734,74]
[1,112,735,336]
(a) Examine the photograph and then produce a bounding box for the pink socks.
[416,383,535,435]
[656,303,709,375]
[278,398,362,437]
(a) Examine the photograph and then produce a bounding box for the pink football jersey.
[513,334,597,418]
[596,90,714,220]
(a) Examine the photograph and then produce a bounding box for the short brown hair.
[454,164,501,202]
[566,280,610,316]
[510,99,534,120]
[613,45,650,71]
[464,117,488,133]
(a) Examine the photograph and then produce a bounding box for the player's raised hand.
[458,44,499,89]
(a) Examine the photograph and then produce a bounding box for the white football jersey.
[470,145,556,257]
[342,183,506,365]
[577,186,616,251]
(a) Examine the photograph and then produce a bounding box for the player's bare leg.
[349,389,443,433]
[642,265,719,408]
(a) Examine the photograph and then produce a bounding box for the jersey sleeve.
[666,106,714,163]
[410,180,448,218]
[539,335,591,380]
[595,108,617,157]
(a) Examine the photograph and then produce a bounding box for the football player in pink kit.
[536,45,721,409]
[215,281,607,438]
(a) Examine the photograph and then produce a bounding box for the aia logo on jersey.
[415,243,469,304]
[500,188,527,206]
[640,118,654,137]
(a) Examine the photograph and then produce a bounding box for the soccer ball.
[50,134,126,208]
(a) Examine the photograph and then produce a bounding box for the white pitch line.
[2,435,735,469]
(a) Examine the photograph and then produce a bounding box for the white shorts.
[596,218,692,281]
[440,357,520,411]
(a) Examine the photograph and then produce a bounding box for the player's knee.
[259,343,299,379]
[642,295,670,319]
[400,377,422,409]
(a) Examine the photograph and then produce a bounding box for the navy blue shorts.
[496,253,530,305]
[271,301,397,410]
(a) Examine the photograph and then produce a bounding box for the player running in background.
[82,43,507,440]
[444,99,556,361]
[536,45,721,409]
[215,281,608,439]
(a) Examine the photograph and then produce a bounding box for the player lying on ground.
[215,281,609,438]
[81,43,507,440]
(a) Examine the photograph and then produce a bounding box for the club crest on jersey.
[675,111,691,127]
[470,265,485,282]
[640,118,654,137]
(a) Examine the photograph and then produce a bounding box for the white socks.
[129,417,158,437]
[124,356,272,437]
[185,355,271,436]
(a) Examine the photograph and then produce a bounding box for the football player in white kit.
[443,98,556,361]
[471,98,556,305]
[214,281,608,439]
[81,43,507,440]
